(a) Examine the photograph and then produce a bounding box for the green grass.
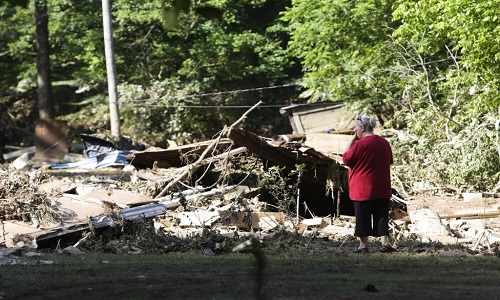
[1,250,499,300]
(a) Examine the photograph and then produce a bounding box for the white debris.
[408,208,451,237]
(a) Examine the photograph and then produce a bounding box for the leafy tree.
[393,0,500,115]
[35,0,54,119]
[282,0,500,192]
[390,0,500,192]
[107,0,300,144]
[281,0,402,124]
[3,0,496,192]
[1,0,300,146]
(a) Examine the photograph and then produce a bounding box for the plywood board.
[54,195,105,223]
[85,189,154,207]
[305,132,354,155]
[38,179,79,194]
[0,221,43,247]
[35,119,68,160]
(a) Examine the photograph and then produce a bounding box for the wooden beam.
[228,128,296,168]
[440,211,500,220]
[227,128,342,184]
[127,139,233,169]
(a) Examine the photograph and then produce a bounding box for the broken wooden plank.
[54,195,105,224]
[0,220,43,248]
[154,101,263,198]
[156,147,248,184]
[85,189,154,208]
[38,179,80,194]
[301,217,327,228]
[227,128,342,184]
[228,128,294,167]
[278,134,306,142]
[34,119,68,160]
[127,138,234,169]
[177,211,220,227]
[440,211,500,220]
[11,153,31,170]
[304,132,353,155]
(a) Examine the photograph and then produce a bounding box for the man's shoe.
[353,247,369,254]
[380,245,397,253]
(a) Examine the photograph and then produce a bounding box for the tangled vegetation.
[0,170,57,225]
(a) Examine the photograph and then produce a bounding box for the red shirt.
[342,135,393,201]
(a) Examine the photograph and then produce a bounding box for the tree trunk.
[35,0,54,119]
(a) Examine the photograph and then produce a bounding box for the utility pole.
[102,0,120,137]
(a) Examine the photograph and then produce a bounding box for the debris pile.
[1,103,499,258]
[1,125,356,253]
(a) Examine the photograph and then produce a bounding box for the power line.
[127,104,287,108]
[120,83,302,107]
[119,56,459,107]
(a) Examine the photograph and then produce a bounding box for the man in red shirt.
[342,116,396,253]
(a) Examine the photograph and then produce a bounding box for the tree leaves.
[1,0,499,192]
[282,0,500,192]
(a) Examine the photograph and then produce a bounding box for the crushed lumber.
[126,138,234,169]
[154,101,263,198]
[227,127,343,185]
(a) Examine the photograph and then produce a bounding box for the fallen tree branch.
[161,147,248,183]
[154,101,263,198]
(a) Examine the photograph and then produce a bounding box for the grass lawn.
[1,248,499,300]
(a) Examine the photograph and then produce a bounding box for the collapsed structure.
[1,102,498,256]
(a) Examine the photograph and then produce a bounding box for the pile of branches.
[0,169,58,225]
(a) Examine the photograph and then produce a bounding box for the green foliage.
[109,0,298,143]
[280,0,500,192]
[117,79,225,145]
[0,0,298,146]
[281,0,400,113]
[393,0,500,115]
[0,1,36,88]
[2,0,499,193]
[392,122,500,193]
[258,164,305,214]
[388,0,500,192]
